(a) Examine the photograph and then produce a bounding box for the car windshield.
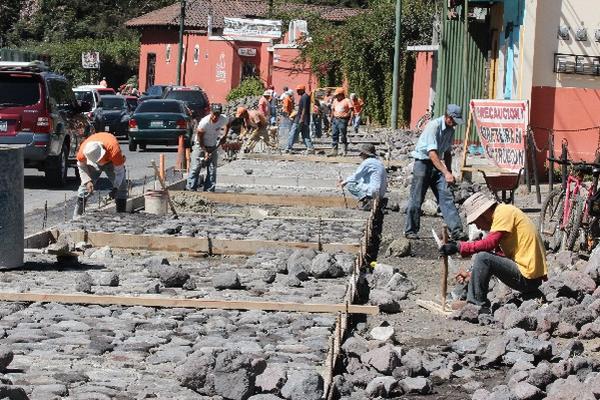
[0,75,40,106]
[147,86,164,96]
[165,90,205,105]
[74,91,94,104]
[101,97,125,110]
[137,101,181,113]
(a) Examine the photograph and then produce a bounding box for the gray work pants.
[187,145,217,192]
[467,252,544,307]
[77,164,127,200]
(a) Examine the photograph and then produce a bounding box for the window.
[0,75,40,106]
[193,45,200,64]
[166,44,171,63]
[48,79,73,110]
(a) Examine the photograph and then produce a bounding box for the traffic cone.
[176,135,185,171]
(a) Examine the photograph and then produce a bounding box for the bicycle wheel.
[539,188,565,252]
[566,194,586,251]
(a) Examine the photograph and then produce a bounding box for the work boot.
[73,197,86,219]
[327,147,338,157]
[341,144,348,156]
[116,199,127,213]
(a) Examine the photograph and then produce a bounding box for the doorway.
[146,53,156,89]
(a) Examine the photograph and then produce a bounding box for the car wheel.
[45,142,68,187]
[128,137,137,152]
[139,143,147,151]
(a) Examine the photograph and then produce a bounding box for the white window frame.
[193,45,200,64]
[166,44,171,63]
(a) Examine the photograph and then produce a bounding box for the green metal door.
[434,18,490,144]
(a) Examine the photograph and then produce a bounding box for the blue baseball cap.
[446,104,464,125]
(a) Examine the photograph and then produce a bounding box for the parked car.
[128,99,194,151]
[77,84,116,96]
[0,61,92,186]
[92,95,130,138]
[73,86,101,121]
[124,95,139,112]
[162,85,210,119]
[139,84,170,103]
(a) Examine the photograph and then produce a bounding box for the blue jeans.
[332,117,349,148]
[346,182,368,201]
[468,252,543,307]
[312,115,322,138]
[353,115,362,134]
[186,145,217,192]
[279,115,292,149]
[286,122,314,151]
[404,159,464,238]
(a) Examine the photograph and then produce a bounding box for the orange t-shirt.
[77,132,125,166]
[282,96,294,115]
[248,110,267,128]
[332,98,352,118]
[352,98,364,114]
[258,97,270,118]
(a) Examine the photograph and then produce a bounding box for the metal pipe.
[176,0,186,85]
[390,0,402,129]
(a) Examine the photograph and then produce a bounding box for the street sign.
[238,48,257,57]
[81,52,100,69]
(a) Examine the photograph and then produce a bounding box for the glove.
[439,242,459,256]
[108,188,118,199]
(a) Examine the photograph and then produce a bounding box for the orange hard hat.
[295,84,306,91]
[334,87,345,96]
[236,107,248,117]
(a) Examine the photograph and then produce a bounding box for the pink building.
[126,0,362,103]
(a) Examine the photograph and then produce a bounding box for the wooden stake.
[159,153,166,181]
[441,225,449,311]
[459,109,473,181]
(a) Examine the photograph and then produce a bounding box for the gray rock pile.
[224,95,261,117]
[367,264,415,313]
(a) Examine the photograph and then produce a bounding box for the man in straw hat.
[74,132,128,217]
[439,192,548,309]
[404,104,466,241]
[338,144,387,211]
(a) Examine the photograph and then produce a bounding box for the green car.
[128,99,195,151]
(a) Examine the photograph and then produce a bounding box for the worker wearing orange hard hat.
[284,84,315,154]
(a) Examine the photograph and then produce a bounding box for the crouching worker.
[439,192,548,308]
[74,132,128,217]
[338,144,387,211]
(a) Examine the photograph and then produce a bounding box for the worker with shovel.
[186,103,230,192]
[338,144,387,211]
[439,192,548,311]
[74,132,128,217]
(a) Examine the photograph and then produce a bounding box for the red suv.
[0,61,92,186]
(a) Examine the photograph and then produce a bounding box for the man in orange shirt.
[330,88,353,156]
[350,93,365,134]
[258,90,272,121]
[74,132,128,216]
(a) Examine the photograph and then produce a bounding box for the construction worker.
[258,90,272,121]
[285,84,315,154]
[186,103,230,192]
[350,93,365,134]
[404,104,466,241]
[439,192,548,310]
[338,144,387,211]
[241,107,277,152]
[99,77,108,88]
[330,88,353,156]
[74,132,127,217]
[278,89,295,149]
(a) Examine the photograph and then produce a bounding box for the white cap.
[350,93,356,99]
[263,90,273,96]
[83,141,106,166]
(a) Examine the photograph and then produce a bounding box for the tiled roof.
[126,0,363,29]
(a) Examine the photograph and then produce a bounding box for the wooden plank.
[24,229,58,249]
[0,292,378,315]
[415,299,452,316]
[73,231,360,255]
[243,153,403,167]
[171,191,359,209]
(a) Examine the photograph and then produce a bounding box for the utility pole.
[390,0,402,129]
[176,0,186,85]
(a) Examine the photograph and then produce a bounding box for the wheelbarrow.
[480,168,523,204]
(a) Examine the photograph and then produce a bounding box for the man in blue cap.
[404,104,466,240]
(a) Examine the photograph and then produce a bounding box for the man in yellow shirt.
[439,192,548,308]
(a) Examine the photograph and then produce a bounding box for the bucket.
[144,190,169,215]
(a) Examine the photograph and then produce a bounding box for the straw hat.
[463,192,497,224]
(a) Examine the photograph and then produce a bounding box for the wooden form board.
[0,292,378,315]
[171,191,359,209]
[243,153,403,167]
[66,231,361,255]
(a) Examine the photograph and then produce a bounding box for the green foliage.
[297,0,437,125]
[226,77,266,101]
[22,38,139,87]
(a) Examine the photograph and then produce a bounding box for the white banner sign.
[81,52,100,69]
[238,48,257,57]
[223,17,282,39]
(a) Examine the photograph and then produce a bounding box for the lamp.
[576,27,588,41]
[558,26,570,40]
[595,29,600,42]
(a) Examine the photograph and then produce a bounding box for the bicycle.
[538,158,600,253]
